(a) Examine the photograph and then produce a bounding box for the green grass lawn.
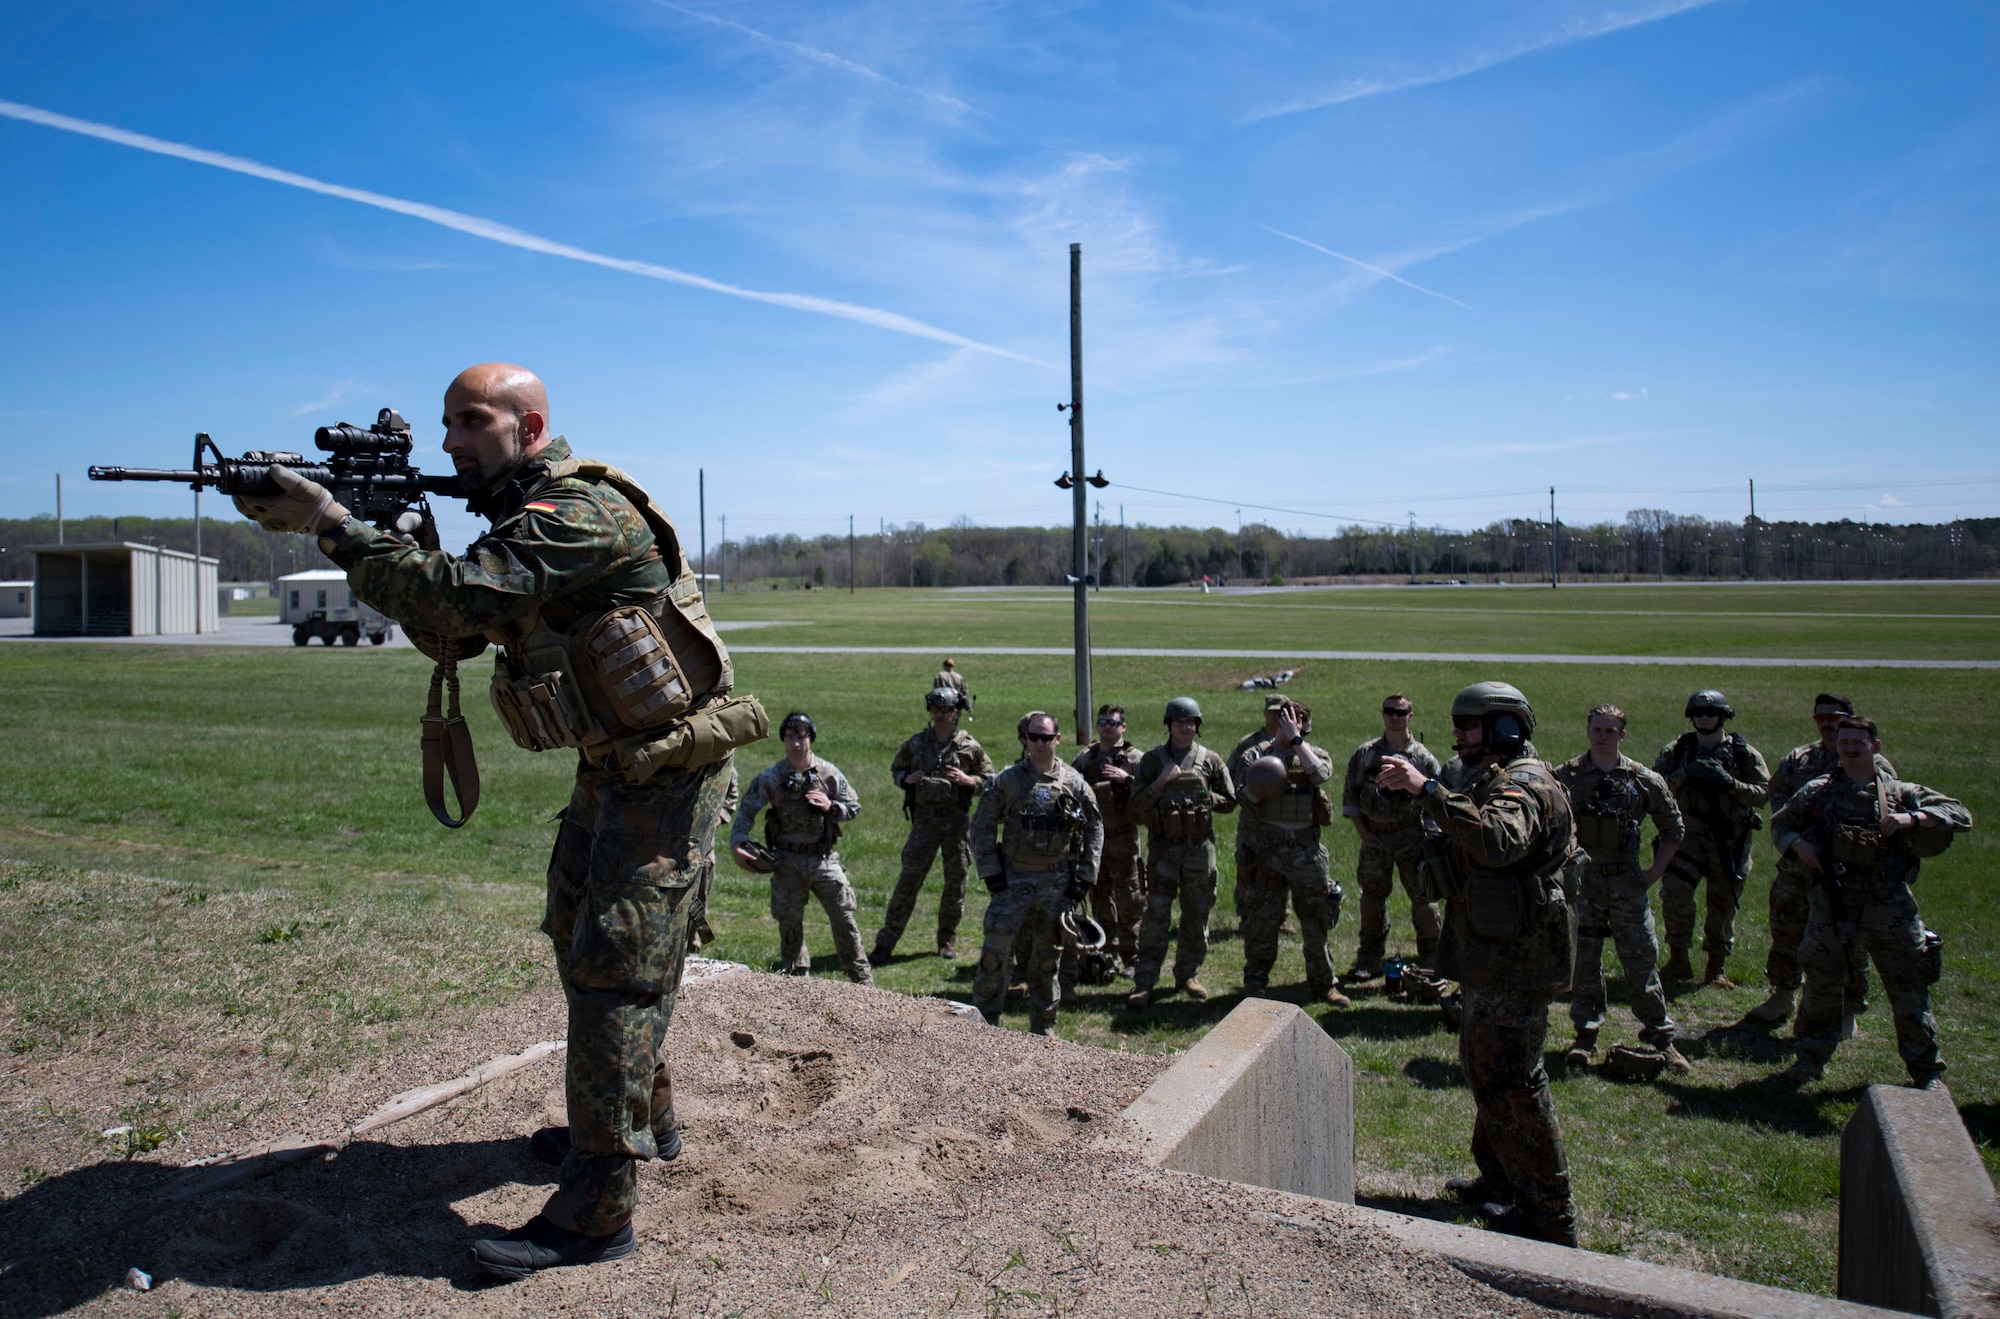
[1,583,1994,1295]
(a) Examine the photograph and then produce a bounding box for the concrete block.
[1121,996,1352,1203]
[1840,1083,2000,1317]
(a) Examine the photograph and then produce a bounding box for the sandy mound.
[0,969,1553,1317]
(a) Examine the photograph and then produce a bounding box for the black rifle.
[90,408,480,829]
[89,408,465,547]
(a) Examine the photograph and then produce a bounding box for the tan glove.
[232,464,349,535]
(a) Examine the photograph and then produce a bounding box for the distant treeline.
[6,510,1992,589]
[0,516,332,583]
[711,512,2000,589]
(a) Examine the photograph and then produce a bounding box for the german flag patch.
[523,500,561,514]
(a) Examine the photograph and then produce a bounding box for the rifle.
[90,408,481,830]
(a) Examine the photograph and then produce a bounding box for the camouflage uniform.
[1344,735,1444,970]
[1425,754,1578,1238]
[1234,737,1341,994]
[325,434,740,1238]
[875,727,996,954]
[1073,739,1146,965]
[1128,741,1237,992]
[1767,741,1891,1010]
[688,767,738,952]
[729,755,871,984]
[1773,773,1970,1082]
[1653,732,1770,961]
[1552,753,1683,1050]
[971,760,1104,1032]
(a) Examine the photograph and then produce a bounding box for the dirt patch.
[0,970,1557,1317]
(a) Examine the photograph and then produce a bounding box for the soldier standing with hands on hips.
[1379,681,1580,1246]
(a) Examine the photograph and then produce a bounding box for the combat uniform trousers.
[1766,858,1870,1015]
[1239,831,1341,993]
[770,850,874,985]
[973,868,1071,1033]
[1461,985,1573,1229]
[1569,864,1675,1050]
[878,809,973,951]
[1660,827,1752,958]
[540,755,731,1237]
[1794,881,1941,1082]
[1354,823,1441,969]
[1133,839,1219,991]
[1094,828,1144,965]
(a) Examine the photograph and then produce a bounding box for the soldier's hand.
[1881,811,1920,836]
[1155,762,1183,791]
[945,767,979,788]
[804,788,833,812]
[1640,860,1668,886]
[902,771,926,787]
[1377,755,1429,796]
[1789,839,1823,871]
[233,464,349,536]
[1683,759,1735,788]
[730,844,759,871]
[1275,712,1301,747]
[1100,764,1131,783]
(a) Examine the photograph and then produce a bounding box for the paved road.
[0,617,795,648]
[729,644,1999,670]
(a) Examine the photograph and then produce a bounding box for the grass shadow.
[1320,1003,1454,1044]
[1403,1056,1465,1091]
[1678,1018,1799,1065]
[1357,1191,1484,1227]
[1656,1075,1859,1137]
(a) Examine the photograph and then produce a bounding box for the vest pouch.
[1829,823,1883,870]
[1265,788,1315,827]
[490,636,594,752]
[579,605,693,731]
[1312,787,1335,828]
[1416,830,1464,902]
[916,777,961,809]
[618,693,771,784]
[1576,812,1621,856]
[1918,927,1943,985]
[1465,869,1525,939]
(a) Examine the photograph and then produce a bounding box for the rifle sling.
[422,644,481,828]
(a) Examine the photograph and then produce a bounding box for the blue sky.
[2,0,1996,551]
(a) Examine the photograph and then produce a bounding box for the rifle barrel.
[88,466,211,483]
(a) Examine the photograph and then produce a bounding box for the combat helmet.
[1685,689,1735,720]
[1163,696,1204,726]
[1451,681,1536,758]
[925,686,966,713]
[779,711,817,741]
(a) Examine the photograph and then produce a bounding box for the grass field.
[1,582,1994,1295]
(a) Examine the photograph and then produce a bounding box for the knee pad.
[979,948,1003,973]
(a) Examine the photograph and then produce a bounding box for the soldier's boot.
[1908,1072,1946,1092]
[469,1217,637,1280]
[1125,988,1153,1009]
[1482,1204,1578,1248]
[1317,984,1352,1008]
[531,1126,680,1167]
[1663,945,1694,982]
[1779,1055,1824,1085]
[1703,953,1736,990]
[1059,986,1082,1009]
[1343,962,1382,983]
[1748,988,1795,1023]
[867,940,894,968]
[1660,1045,1692,1075]
[1564,1028,1598,1068]
[1445,1175,1510,1206]
[1179,978,1209,1002]
[937,940,958,960]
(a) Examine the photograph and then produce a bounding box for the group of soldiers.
[726,667,1975,1248]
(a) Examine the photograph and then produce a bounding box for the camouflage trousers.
[1354,828,1440,969]
[974,869,1071,1032]
[1569,866,1675,1049]
[1660,827,1752,956]
[1766,860,1870,1012]
[1794,882,1941,1082]
[1020,830,1143,996]
[1133,839,1218,991]
[540,755,731,1236]
[876,811,973,952]
[1460,985,1574,1227]
[1239,833,1341,993]
[770,851,873,985]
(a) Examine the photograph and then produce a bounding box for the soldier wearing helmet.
[1378,680,1580,1247]
[870,687,996,964]
[1652,689,1770,987]
[1341,693,1444,981]
[728,712,872,985]
[1125,697,1239,1007]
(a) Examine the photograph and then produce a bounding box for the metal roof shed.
[0,581,30,619]
[30,542,219,636]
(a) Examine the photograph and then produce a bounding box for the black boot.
[530,1126,681,1167]
[469,1215,636,1280]
[1482,1203,1578,1247]
[1445,1174,1510,1205]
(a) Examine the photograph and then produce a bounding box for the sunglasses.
[1382,708,1412,717]
[1451,716,1482,730]
[1025,732,1058,743]
[1097,717,1125,726]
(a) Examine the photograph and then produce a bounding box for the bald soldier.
[233,365,760,1279]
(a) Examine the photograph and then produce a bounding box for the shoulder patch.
[523,500,561,514]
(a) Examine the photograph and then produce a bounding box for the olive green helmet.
[925,686,965,712]
[1451,681,1535,756]
[1685,689,1734,720]
[1164,696,1204,726]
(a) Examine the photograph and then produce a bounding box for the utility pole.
[848,515,856,594]
[56,473,63,545]
[1119,504,1127,587]
[1093,501,1104,592]
[1067,243,1092,740]
[698,469,707,589]
[879,517,885,588]
[719,515,727,593]
[1747,478,1757,580]
[1408,513,1417,584]
[1549,486,1558,589]
[1235,510,1244,583]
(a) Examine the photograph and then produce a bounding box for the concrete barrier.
[1840,1083,2000,1317]
[1121,996,1353,1203]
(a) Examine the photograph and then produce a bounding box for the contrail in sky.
[647,0,971,113]
[0,97,1037,364]
[1260,225,1472,310]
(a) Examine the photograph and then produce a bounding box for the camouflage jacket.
[1653,732,1770,841]
[1438,740,1539,794]
[730,755,859,851]
[1425,754,1578,993]
[1771,741,1894,814]
[1771,772,1970,887]
[1072,740,1145,834]
[892,727,996,816]
[1553,752,1683,868]
[1131,741,1238,844]
[972,761,1104,882]
[1343,735,1442,831]
[1227,728,1329,846]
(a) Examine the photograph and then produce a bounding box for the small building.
[31,543,219,636]
[0,581,30,619]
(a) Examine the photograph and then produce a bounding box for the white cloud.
[287,380,362,417]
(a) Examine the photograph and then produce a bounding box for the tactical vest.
[767,763,839,853]
[484,457,745,765]
[1151,750,1219,842]
[1005,778,1087,869]
[1078,743,1138,828]
[1570,763,1644,864]
[1354,739,1427,829]
[906,733,978,815]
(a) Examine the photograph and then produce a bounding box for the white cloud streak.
[0,97,1041,364]
[645,0,971,114]
[1249,0,1724,122]
[1260,224,1471,309]
[287,379,361,416]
